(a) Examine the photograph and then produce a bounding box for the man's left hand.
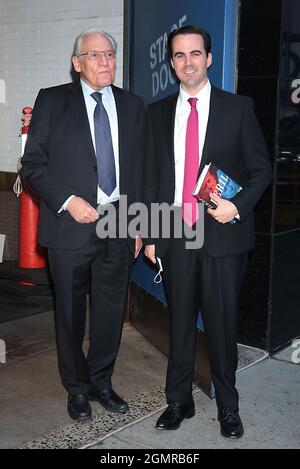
[135,235,143,259]
[207,193,239,224]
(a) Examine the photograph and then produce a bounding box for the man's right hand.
[144,244,156,264]
[66,196,99,224]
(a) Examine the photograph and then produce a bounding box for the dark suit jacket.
[145,86,273,258]
[22,82,146,252]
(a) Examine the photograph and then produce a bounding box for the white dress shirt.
[174,80,211,207]
[61,79,120,212]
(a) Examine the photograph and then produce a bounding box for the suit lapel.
[111,85,125,156]
[67,81,96,162]
[198,86,222,176]
[111,85,126,189]
[166,92,179,177]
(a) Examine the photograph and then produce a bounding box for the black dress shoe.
[68,394,92,422]
[89,388,129,414]
[156,402,195,430]
[218,408,244,439]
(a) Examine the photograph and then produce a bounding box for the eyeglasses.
[78,50,116,61]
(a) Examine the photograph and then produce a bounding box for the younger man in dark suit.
[144,25,272,438]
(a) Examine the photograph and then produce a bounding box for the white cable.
[13,128,27,197]
[13,157,23,197]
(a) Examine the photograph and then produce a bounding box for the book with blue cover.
[193,162,242,215]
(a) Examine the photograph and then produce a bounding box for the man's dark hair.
[168,25,211,57]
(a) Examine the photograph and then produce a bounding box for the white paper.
[0,234,6,263]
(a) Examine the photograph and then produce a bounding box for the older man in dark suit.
[22,28,146,421]
[144,25,272,439]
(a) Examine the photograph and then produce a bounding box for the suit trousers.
[161,231,248,410]
[48,230,133,395]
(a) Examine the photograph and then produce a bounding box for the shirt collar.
[178,79,211,108]
[80,78,113,100]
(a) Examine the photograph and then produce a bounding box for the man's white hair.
[73,28,118,56]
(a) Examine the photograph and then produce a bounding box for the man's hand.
[135,235,143,259]
[144,244,156,264]
[207,193,239,224]
[66,196,99,224]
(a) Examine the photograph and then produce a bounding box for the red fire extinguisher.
[15,107,46,269]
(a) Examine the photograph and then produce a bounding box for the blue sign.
[131,0,238,104]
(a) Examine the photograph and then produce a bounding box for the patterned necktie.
[182,97,199,226]
[91,92,116,196]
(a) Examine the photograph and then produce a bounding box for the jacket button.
[94,166,97,172]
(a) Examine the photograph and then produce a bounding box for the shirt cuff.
[58,195,76,213]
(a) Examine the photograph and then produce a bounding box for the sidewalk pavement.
[87,354,300,450]
[0,311,299,449]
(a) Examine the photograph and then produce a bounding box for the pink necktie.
[182,97,199,226]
